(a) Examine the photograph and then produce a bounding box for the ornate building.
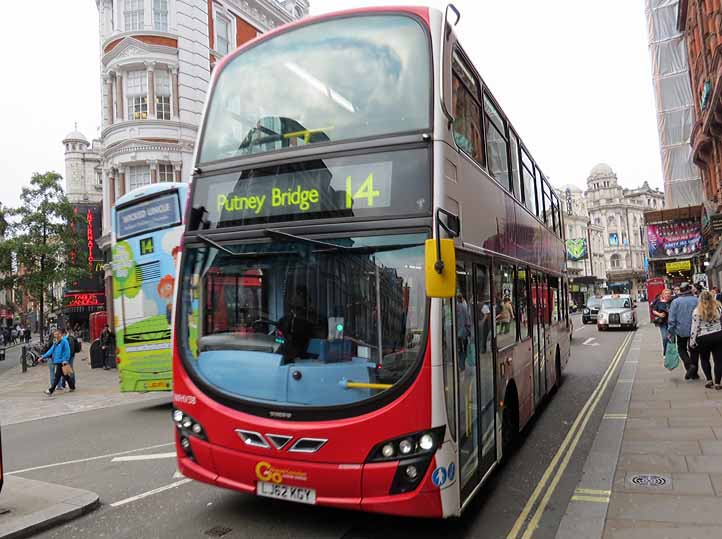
[62,126,103,204]
[585,164,664,296]
[93,0,309,316]
[556,185,606,305]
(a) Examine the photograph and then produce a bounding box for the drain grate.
[205,526,232,537]
[630,474,668,487]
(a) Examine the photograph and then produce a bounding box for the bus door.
[455,257,496,501]
[532,273,547,404]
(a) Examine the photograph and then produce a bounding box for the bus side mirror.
[425,239,456,298]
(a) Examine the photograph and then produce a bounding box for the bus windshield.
[179,233,427,409]
[198,14,431,163]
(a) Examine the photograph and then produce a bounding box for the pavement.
[0,342,166,427]
[557,316,722,538]
[0,340,166,538]
[0,477,99,539]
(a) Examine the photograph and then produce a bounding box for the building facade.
[93,0,308,326]
[556,185,606,306]
[584,164,665,297]
[62,127,103,205]
[645,0,703,208]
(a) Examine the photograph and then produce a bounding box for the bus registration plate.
[256,481,316,505]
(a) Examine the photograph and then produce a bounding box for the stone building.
[92,0,309,321]
[556,185,606,305]
[62,126,103,204]
[585,164,664,297]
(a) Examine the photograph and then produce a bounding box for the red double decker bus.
[172,5,571,517]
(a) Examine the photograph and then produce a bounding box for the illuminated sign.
[87,209,95,269]
[64,292,105,307]
[666,260,692,273]
[116,193,181,239]
[190,149,430,229]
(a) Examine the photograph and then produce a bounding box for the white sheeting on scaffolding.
[645,0,703,208]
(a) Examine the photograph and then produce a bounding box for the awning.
[644,205,703,225]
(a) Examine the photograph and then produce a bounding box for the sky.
[0,0,663,208]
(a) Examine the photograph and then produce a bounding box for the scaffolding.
[645,0,703,208]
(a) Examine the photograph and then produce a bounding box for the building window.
[158,163,174,182]
[452,52,484,164]
[128,165,151,190]
[153,0,168,31]
[126,70,148,120]
[610,254,621,268]
[156,70,172,120]
[124,0,144,31]
[216,14,231,56]
[95,171,102,187]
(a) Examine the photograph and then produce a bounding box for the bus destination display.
[192,149,430,228]
[116,193,182,239]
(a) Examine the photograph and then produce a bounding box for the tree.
[0,172,87,334]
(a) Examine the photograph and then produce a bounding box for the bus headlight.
[172,408,207,442]
[366,426,445,463]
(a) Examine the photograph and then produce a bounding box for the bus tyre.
[502,394,519,458]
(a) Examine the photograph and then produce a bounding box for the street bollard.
[0,347,5,361]
[21,345,27,372]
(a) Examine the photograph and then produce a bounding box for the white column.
[146,62,156,118]
[170,66,180,120]
[149,160,158,183]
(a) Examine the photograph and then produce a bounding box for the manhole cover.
[204,526,232,537]
[630,474,668,487]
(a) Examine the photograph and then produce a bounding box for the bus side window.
[452,51,484,165]
[509,131,522,201]
[549,277,560,324]
[516,266,530,340]
[493,262,515,349]
[521,150,537,216]
[483,93,510,190]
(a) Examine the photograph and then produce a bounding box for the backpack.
[67,335,77,359]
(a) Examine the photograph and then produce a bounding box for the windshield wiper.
[264,229,424,254]
[195,234,298,258]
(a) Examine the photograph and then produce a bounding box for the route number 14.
[346,174,380,209]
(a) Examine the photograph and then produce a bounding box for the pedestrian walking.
[668,282,701,380]
[42,329,76,395]
[100,324,116,370]
[690,290,722,390]
[651,288,673,357]
[63,328,78,388]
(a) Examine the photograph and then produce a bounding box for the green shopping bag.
[664,337,680,371]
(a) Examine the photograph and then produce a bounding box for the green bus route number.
[140,237,155,256]
[346,174,380,209]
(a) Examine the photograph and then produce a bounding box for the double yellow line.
[506,331,634,539]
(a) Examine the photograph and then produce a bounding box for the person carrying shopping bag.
[42,329,76,396]
[668,282,701,380]
[690,290,722,390]
[652,288,673,358]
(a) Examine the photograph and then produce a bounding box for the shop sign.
[647,220,702,259]
[666,260,692,273]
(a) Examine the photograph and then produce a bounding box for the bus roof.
[213,5,431,76]
[114,182,187,208]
